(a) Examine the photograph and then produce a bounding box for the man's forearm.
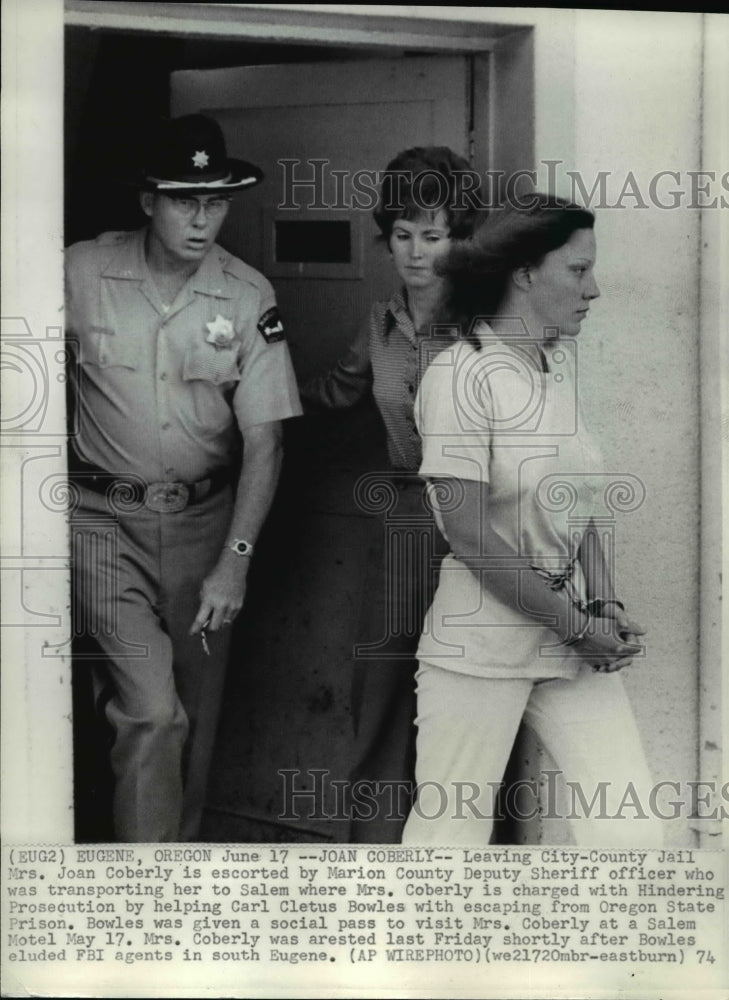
[223,422,284,550]
[189,424,283,634]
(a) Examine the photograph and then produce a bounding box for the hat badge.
[138,114,264,191]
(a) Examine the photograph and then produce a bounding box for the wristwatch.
[229,538,254,558]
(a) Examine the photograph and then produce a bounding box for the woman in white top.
[402,196,663,846]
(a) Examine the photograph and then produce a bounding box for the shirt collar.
[101,228,234,299]
[384,287,460,351]
[383,288,416,343]
[188,246,235,299]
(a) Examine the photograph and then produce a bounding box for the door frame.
[65,2,520,53]
[64,1,536,179]
[17,2,532,843]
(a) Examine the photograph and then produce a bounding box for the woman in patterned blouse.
[303,147,482,842]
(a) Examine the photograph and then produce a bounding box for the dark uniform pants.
[72,485,233,842]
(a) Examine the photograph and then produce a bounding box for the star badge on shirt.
[205,314,235,348]
[192,150,210,170]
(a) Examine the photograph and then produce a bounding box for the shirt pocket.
[182,344,242,387]
[79,327,140,370]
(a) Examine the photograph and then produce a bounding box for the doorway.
[65,14,530,843]
[172,55,473,841]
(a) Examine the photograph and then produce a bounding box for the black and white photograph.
[2,3,727,997]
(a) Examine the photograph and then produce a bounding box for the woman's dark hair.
[439,194,595,345]
[373,146,482,241]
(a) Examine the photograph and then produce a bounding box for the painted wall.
[2,1,70,841]
[3,4,721,845]
[568,11,703,845]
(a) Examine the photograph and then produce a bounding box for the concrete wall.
[569,11,703,845]
[2,0,70,841]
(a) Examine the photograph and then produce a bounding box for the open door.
[171,56,472,841]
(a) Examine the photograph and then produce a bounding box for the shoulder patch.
[257,306,285,344]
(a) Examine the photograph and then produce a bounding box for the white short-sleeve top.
[414,325,604,680]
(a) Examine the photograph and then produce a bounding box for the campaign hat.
[139,114,263,193]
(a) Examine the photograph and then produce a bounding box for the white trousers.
[402,663,664,846]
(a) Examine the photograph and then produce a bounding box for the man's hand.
[190,549,249,635]
[188,422,282,640]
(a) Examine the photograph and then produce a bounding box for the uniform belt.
[68,452,230,513]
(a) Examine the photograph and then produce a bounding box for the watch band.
[229,538,254,558]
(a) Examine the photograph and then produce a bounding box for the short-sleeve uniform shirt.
[414,325,604,680]
[66,228,302,484]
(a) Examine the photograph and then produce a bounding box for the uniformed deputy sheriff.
[66,114,302,842]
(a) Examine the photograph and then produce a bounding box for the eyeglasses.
[164,196,232,218]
